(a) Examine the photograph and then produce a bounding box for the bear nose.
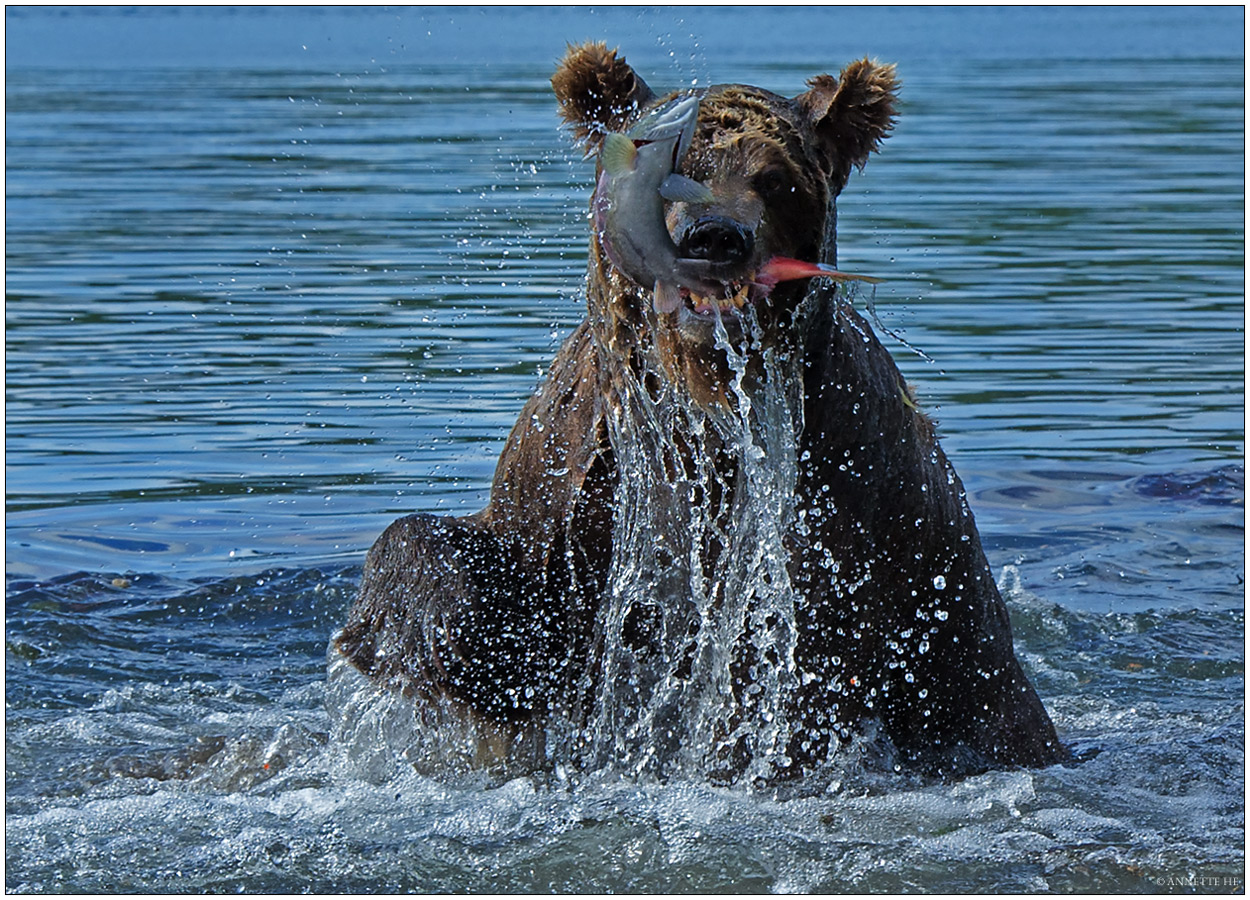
[679,216,755,268]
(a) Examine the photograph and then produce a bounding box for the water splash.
[580,302,811,785]
[861,283,936,365]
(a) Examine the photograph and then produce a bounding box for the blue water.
[6,6,1244,893]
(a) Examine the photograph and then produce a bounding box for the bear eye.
[754,167,792,199]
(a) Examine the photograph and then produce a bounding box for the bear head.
[552,42,898,404]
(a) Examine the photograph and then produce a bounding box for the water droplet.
[932,574,946,590]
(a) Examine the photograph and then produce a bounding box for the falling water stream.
[588,303,808,785]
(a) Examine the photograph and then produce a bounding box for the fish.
[592,95,884,317]
[592,94,730,315]
[675,257,883,319]
[754,257,883,287]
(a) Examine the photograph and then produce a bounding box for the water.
[6,6,1244,893]
[582,305,811,784]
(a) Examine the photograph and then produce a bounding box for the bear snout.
[679,216,755,269]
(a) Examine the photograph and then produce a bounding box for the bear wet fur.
[336,42,1064,779]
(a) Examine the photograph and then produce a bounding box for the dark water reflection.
[5,6,1244,893]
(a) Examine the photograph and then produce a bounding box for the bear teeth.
[691,281,751,312]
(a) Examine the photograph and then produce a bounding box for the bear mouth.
[682,278,761,318]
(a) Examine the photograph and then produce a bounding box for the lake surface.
[5,6,1244,893]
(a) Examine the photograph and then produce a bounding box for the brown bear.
[334,42,1065,784]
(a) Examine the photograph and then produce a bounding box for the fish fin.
[759,257,884,285]
[659,173,714,204]
[600,133,637,176]
[653,281,682,315]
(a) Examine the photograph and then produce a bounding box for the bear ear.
[796,59,899,188]
[551,42,656,152]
